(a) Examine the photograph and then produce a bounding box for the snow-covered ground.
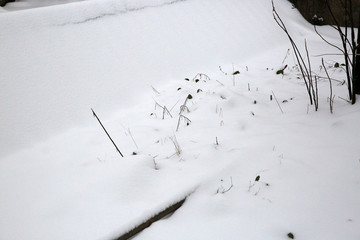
[1,0,85,11]
[0,0,359,240]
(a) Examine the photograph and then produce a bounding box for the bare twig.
[338,96,352,103]
[216,80,225,86]
[312,53,352,57]
[176,95,192,132]
[170,135,182,155]
[176,115,191,132]
[316,75,346,85]
[272,0,314,105]
[282,49,290,65]
[322,58,334,113]
[151,85,160,95]
[154,101,173,119]
[163,106,172,119]
[127,128,138,149]
[314,25,346,55]
[179,96,190,115]
[305,39,319,110]
[271,90,284,114]
[217,177,233,194]
[152,155,159,170]
[91,108,124,157]
[324,0,357,103]
[192,73,211,82]
[219,66,228,75]
[169,98,181,112]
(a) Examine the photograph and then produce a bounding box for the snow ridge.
[59,0,187,25]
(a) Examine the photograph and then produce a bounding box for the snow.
[0,0,287,157]
[1,0,84,11]
[0,0,360,240]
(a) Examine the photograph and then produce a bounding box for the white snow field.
[0,0,360,240]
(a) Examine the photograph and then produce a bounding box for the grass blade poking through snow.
[91,108,124,157]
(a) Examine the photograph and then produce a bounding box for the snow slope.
[0,0,287,158]
[1,0,360,240]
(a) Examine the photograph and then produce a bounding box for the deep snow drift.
[0,0,359,240]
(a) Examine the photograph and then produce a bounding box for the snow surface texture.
[1,0,360,240]
[1,0,85,11]
[0,0,287,157]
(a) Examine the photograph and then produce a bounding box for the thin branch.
[151,85,160,95]
[154,101,173,119]
[313,25,345,54]
[271,90,284,114]
[322,58,334,113]
[282,49,290,65]
[305,39,318,110]
[222,177,233,193]
[272,0,313,104]
[192,73,211,82]
[316,75,345,85]
[170,135,182,155]
[176,115,191,132]
[312,53,353,57]
[169,98,181,112]
[338,96,352,103]
[127,128,139,149]
[217,177,233,194]
[216,80,225,86]
[179,96,190,115]
[91,108,124,157]
[326,0,353,99]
